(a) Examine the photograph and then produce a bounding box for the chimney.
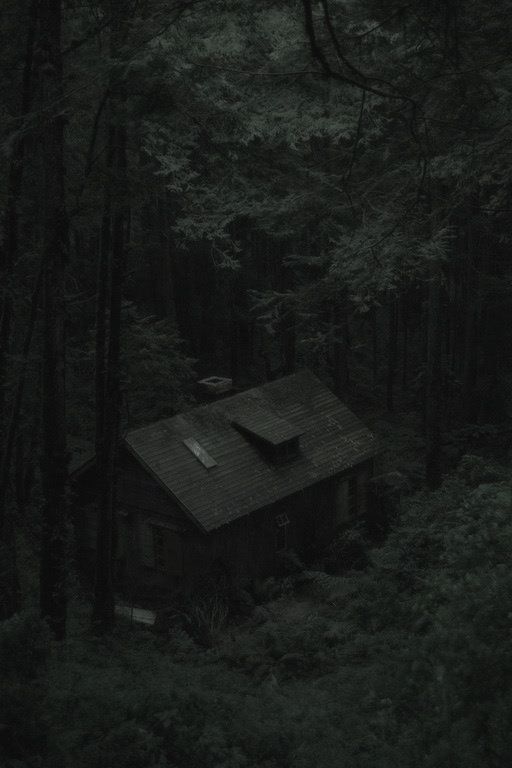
[196,375,234,402]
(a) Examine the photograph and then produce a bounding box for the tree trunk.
[0,0,38,423]
[229,274,240,383]
[386,296,398,411]
[92,114,128,632]
[281,304,297,376]
[0,268,42,619]
[328,291,350,395]
[401,290,409,391]
[371,305,378,386]
[38,0,69,640]
[461,200,479,422]
[425,268,443,489]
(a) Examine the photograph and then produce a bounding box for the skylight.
[183,437,217,469]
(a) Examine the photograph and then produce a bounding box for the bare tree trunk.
[386,296,398,411]
[92,101,128,632]
[0,3,39,618]
[95,124,115,454]
[0,0,38,422]
[0,269,42,618]
[461,198,479,421]
[425,267,443,488]
[229,278,240,383]
[401,290,409,391]
[281,304,297,376]
[92,127,113,631]
[371,305,378,386]
[38,0,69,640]
[329,292,350,395]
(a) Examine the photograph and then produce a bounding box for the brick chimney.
[196,376,234,402]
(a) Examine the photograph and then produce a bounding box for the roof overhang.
[123,439,208,534]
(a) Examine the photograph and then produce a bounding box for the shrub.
[0,609,52,681]
[226,586,255,618]
[0,610,53,767]
[324,528,369,574]
[274,549,304,578]
[249,577,281,605]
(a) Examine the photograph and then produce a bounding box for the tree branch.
[302,0,418,107]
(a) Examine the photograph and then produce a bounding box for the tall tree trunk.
[386,296,398,411]
[38,0,69,640]
[277,247,297,377]
[92,128,113,631]
[425,267,443,488]
[371,305,378,386]
[281,304,297,376]
[95,124,115,453]
[0,0,38,422]
[401,289,409,391]
[0,268,42,619]
[461,198,479,421]
[92,106,128,632]
[229,273,240,383]
[0,1,39,616]
[329,292,350,395]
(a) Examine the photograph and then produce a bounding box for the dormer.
[231,408,302,464]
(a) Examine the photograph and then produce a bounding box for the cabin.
[72,370,378,603]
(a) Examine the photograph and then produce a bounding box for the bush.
[249,577,281,605]
[456,453,507,487]
[324,528,369,574]
[0,610,53,767]
[274,549,304,578]
[184,594,229,647]
[226,586,255,618]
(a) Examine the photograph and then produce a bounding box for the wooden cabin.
[72,370,378,603]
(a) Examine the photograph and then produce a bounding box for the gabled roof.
[124,370,378,533]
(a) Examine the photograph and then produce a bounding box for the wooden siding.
[73,419,376,603]
[125,369,378,532]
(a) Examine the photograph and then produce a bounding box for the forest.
[1,0,512,766]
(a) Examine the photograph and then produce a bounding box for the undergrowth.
[1,457,512,767]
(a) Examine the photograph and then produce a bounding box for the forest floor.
[3,417,511,767]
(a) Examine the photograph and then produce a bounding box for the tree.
[92,2,129,633]
[38,0,69,640]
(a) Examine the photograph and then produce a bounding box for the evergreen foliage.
[0,0,511,761]
[2,465,512,766]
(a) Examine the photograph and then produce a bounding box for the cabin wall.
[73,450,376,603]
[331,457,375,535]
[72,448,193,600]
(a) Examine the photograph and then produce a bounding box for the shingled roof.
[124,370,378,533]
